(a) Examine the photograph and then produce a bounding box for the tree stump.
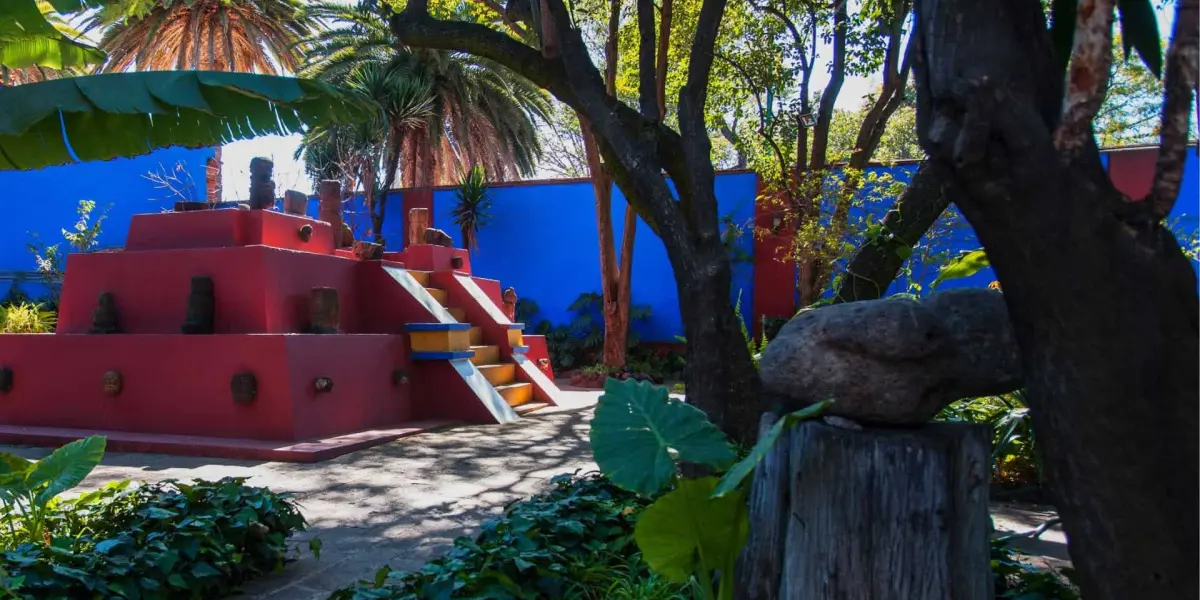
[318,180,345,246]
[407,207,430,247]
[736,416,991,600]
[283,189,308,215]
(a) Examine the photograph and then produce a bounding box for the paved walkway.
[2,388,1069,598]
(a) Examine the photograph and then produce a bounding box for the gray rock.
[759,288,1022,424]
[423,227,454,248]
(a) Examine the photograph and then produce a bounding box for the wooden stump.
[247,157,275,210]
[407,207,430,247]
[736,416,991,600]
[283,189,308,215]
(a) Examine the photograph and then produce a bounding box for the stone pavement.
[2,388,1069,598]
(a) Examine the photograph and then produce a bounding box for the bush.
[0,303,56,334]
[0,436,309,598]
[937,391,1041,493]
[329,472,681,600]
[516,294,651,371]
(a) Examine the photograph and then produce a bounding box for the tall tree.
[300,1,548,188]
[391,0,763,442]
[910,0,1198,596]
[86,0,316,73]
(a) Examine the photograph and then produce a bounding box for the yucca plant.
[451,165,494,253]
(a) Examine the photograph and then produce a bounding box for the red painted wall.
[751,175,796,338]
[126,210,335,254]
[0,334,411,441]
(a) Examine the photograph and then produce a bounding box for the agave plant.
[451,165,494,253]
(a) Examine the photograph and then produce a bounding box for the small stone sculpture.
[0,367,13,393]
[89,292,119,334]
[502,287,518,321]
[392,369,409,386]
[341,223,354,247]
[310,287,340,334]
[283,189,308,215]
[247,157,276,210]
[314,377,334,393]
[231,372,257,405]
[353,241,384,260]
[423,227,454,248]
[318,180,346,246]
[298,224,314,242]
[407,208,430,247]
[102,371,123,396]
[173,201,209,212]
[450,256,464,269]
[181,276,215,334]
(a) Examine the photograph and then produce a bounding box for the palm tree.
[299,1,549,187]
[85,0,316,73]
[298,58,434,242]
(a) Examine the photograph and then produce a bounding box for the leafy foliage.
[0,303,56,334]
[992,537,1079,599]
[931,249,991,289]
[0,1,105,73]
[517,293,651,371]
[939,392,1042,491]
[0,71,372,171]
[0,476,308,599]
[591,379,735,496]
[26,200,109,306]
[328,472,675,600]
[451,165,494,252]
[0,436,106,546]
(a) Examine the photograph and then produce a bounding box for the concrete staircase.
[410,271,549,416]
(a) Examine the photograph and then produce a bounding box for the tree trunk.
[835,163,950,302]
[913,0,1199,597]
[736,415,992,600]
[676,241,762,443]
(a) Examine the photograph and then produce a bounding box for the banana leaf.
[0,0,106,70]
[0,70,376,171]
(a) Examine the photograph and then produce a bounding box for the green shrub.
[0,477,308,599]
[992,537,1078,599]
[937,391,1041,491]
[516,293,651,371]
[329,472,679,600]
[0,303,56,334]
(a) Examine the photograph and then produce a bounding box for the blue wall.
[429,172,758,342]
[0,147,215,300]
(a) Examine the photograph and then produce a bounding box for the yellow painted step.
[515,401,550,416]
[448,308,467,321]
[496,382,533,407]
[470,345,499,365]
[468,326,483,345]
[477,363,516,386]
[425,287,448,306]
[407,270,431,286]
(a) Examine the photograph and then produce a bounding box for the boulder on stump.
[759,288,1022,424]
[423,227,454,248]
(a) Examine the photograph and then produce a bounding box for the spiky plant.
[451,165,494,253]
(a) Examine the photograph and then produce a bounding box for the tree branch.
[638,0,660,118]
[1054,0,1115,153]
[834,163,950,303]
[676,0,730,239]
[656,0,673,120]
[1149,0,1198,219]
[809,0,848,170]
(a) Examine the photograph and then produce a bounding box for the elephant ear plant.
[0,436,105,545]
[590,379,827,600]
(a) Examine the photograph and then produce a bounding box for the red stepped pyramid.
[0,209,569,462]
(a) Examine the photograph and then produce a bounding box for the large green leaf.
[0,70,374,171]
[0,1,107,70]
[1116,0,1162,78]
[591,378,735,496]
[713,401,830,498]
[931,249,991,289]
[0,452,33,494]
[27,435,105,504]
[634,476,749,584]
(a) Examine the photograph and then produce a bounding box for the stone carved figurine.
[102,371,123,396]
[89,292,119,334]
[502,287,518,322]
[181,276,215,334]
[310,287,340,334]
[248,157,276,210]
[318,180,349,247]
[283,189,308,215]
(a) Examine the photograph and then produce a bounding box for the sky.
[211,3,1175,201]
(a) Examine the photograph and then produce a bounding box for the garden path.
[2,388,1068,599]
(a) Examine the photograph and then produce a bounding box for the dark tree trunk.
[676,240,762,443]
[835,163,950,302]
[913,0,1199,597]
